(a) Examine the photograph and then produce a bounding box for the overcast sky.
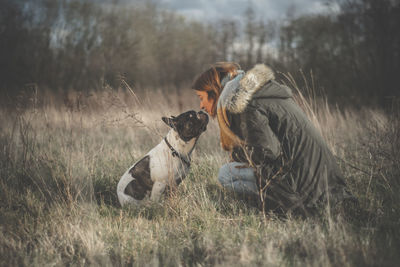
[151,0,340,21]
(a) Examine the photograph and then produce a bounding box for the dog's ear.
[162,117,176,128]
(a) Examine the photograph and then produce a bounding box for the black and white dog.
[117,110,209,206]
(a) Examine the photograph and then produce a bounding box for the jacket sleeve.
[231,106,281,166]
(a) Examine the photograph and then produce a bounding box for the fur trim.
[216,64,275,151]
[219,64,274,114]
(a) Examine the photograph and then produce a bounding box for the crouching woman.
[192,62,353,215]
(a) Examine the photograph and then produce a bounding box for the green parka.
[218,64,352,214]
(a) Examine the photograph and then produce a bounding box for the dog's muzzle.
[197,111,209,131]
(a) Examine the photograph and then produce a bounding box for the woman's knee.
[217,162,259,196]
[217,162,257,185]
[217,163,232,186]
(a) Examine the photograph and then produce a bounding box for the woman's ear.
[162,117,175,128]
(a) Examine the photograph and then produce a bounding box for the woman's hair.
[191,62,241,116]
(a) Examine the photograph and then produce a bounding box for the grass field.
[0,87,399,266]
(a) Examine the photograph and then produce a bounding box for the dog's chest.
[148,143,190,183]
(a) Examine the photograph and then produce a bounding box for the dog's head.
[162,110,209,142]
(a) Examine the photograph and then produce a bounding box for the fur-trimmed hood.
[218,64,292,114]
[216,64,292,151]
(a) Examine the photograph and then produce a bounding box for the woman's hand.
[234,163,250,169]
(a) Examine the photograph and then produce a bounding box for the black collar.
[164,137,191,167]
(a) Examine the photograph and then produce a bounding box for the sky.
[151,0,340,21]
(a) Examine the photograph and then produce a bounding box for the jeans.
[217,162,259,197]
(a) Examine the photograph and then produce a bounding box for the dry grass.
[0,86,399,266]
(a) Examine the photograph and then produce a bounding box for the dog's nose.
[197,111,209,123]
[198,110,207,117]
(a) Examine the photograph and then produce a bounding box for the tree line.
[0,0,399,106]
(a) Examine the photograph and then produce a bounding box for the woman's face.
[196,90,215,115]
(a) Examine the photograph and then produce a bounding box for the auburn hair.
[192,62,241,117]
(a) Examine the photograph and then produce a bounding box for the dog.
[117,110,209,207]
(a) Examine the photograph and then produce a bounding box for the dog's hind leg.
[124,155,153,200]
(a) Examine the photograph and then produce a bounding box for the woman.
[192,62,353,215]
